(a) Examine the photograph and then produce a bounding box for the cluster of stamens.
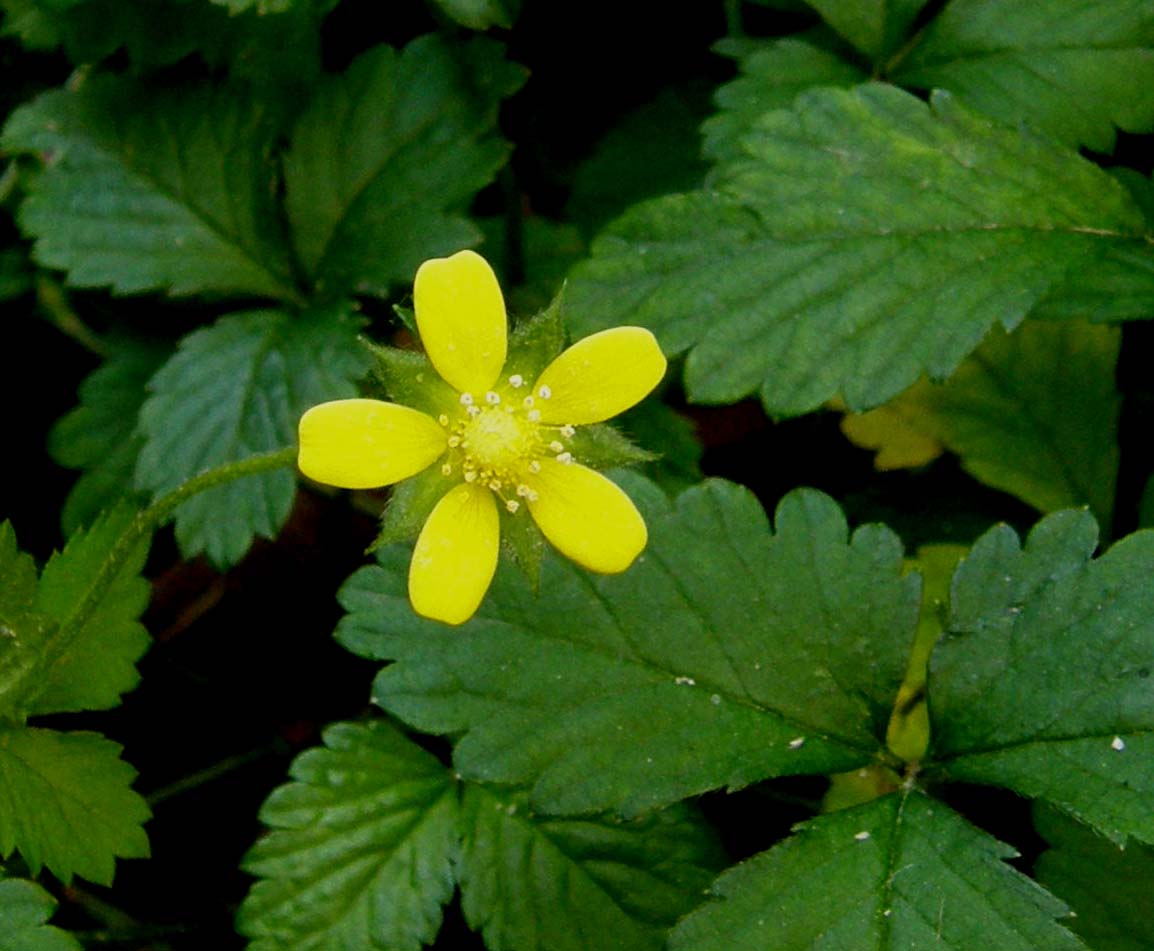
[437,373,577,513]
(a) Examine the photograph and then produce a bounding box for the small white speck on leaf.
[709,693,721,705]
[854,831,871,841]
[674,676,696,686]
[1111,736,1126,751]
[788,737,806,750]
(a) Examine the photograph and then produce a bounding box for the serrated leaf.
[1034,806,1154,950]
[284,36,525,297]
[337,478,920,816]
[238,719,458,951]
[0,726,149,885]
[670,791,1084,950]
[0,508,150,719]
[841,319,1121,526]
[809,0,930,61]
[2,76,298,300]
[703,35,868,162]
[891,0,1154,152]
[136,307,368,567]
[930,510,1154,843]
[566,85,1154,418]
[48,337,169,535]
[0,876,82,951]
[459,786,721,951]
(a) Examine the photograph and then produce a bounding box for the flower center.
[438,378,577,513]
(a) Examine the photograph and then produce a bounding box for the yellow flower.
[298,250,667,625]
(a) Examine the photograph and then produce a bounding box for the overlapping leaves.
[0,875,81,950]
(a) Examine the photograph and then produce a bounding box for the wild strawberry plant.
[1,0,1154,949]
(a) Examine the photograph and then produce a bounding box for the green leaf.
[430,0,520,30]
[891,0,1154,152]
[136,307,368,567]
[48,337,169,535]
[1034,806,1154,951]
[238,719,458,951]
[0,509,150,720]
[670,791,1084,950]
[0,726,149,885]
[566,87,710,236]
[210,0,295,12]
[336,478,920,816]
[567,85,1154,417]
[0,876,82,951]
[284,36,525,297]
[617,400,702,493]
[703,35,868,162]
[808,0,929,62]
[476,215,586,315]
[841,319,1121,527]
[459,786,721,951]
[0,249,31,302]
[2,76,298,300]
[930,510,1154,843]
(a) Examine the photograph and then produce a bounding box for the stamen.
[506,499,520,513]
[528,461,541,474]
[467,405,481,417]
[537,385,552,399]
[438,414,449,426]
[527,409,541,422]
[488,479,501,491]
[560,424,576,438]
[485,391,501,405]
[441,463,452,475]
[523,396,535,408]
[556,451,573,464]
[516,484,531,497]
[464,470,477,483]
[549,441,564,453]
[508,374,524,388]
[459,392,474,406]
[448,435,461,448]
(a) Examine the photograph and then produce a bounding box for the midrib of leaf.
[79,132,301,305]
[874,793,910,948]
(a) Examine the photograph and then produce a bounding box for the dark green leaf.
[567,85,1154,417]
[48,337,169,535]
[616,400,703,492]
[892,0,1154,152]
[931,510,1154,843]
[284,36,525,297]
[430,0,520,30]
[337,478,920,816]
[0,876,82,951]
[0,249,31,302]
[210,0,295,12]
[3,76,298,300]
[670,791,1084,950]
[238,720,457,951]
[476,215,586,315]
[459,786,721,951]
[1035,806,1154,950]
[809,0,930,61]
[704,35,867,162]
[0,726,149,885]
[136,307,368,567]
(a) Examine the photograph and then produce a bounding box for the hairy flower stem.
[18,448,297,716]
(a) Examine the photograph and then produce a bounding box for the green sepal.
[498,505,548,589]
[502,286,566,386]
[371,466,454,551]
[569,423,658,471]
[391,303,418,335]
[365,342,459,418]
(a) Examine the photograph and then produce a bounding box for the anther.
[556,451,573,464]
[527,409,541,422]
[508,374,524,388]
[485,391,500,405]
[522,396,535,408]
[467,405,481,417]
[441,463,452,476]
[506,499,520,513]
[549,441,564,453]
[438,414,449,426]
[459,392,474,406]
[537,385,552,399]
[448,435,461,448]
[516,484,531,497]
[560,424,576,438]
[528,461,541,474]
[464,470,477,483]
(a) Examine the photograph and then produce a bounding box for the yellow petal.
[414,250,507,395]
[533,326,666,425]
[298,399,446,489]
[409,483,500,625]
[525,460,647,573]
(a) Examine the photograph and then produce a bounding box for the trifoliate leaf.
[670,791,1084,950]
[238,720,458,951]
[284,36,525,298]
[703,35,867,162]
[0,726,149,885]
[0,509,149,720]
[566,85,1154,418]
[566,87,710,236]
[337,478,920,816]
[841,319,1121,527]
[136,307,368,567]
[458,786,722,951]
[1034,806,1154,951]
[0,876,82,951]
[48,337,169,535]
[2,76,298,300]
[930,510,1154,843]
[807,0,929,62]
[430,0,520,30]
[891,0,1154,152]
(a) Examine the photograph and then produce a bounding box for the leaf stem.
[19,448,298,714]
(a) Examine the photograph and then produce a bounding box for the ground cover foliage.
[1,0,1154,948]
